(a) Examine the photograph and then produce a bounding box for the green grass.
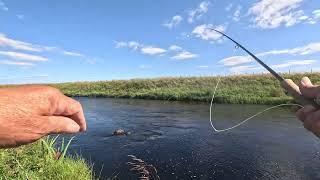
[49,72,320,105]
[2,72,319,105]
[0,136,94,180]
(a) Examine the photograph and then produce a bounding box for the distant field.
[47,73,319,105]
[2,73,320,105]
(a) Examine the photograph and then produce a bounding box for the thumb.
[301,77,313,87]
[299,77,320,98]
[45,116,80,134]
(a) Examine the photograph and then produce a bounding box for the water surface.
[68,98,320,180]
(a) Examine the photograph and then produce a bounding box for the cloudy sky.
[0,0,320,84]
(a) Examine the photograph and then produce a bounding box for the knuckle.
[43,87,62,114]
[32,86,61,101]
[71,100,82,111]
[75,101,82,109]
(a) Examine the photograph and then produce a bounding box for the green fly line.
[207,29,308,132]
[209,77,304,133]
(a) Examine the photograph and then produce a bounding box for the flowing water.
[67,97,320,180]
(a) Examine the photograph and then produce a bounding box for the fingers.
[301,77,313,87]
[299,77,320,98]
[46,116,80,134]
[296,105,320,137]
[296,105,316,122]
[303,111,320,137]
[69,106,86,132]
[0,115,80,148]
[54,95,87,132]
[19,86,87,132]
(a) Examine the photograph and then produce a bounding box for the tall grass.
[50,73,320,105]
[0,136,94,179]
[127,155,160,180]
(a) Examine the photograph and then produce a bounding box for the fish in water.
[113,129,131,136]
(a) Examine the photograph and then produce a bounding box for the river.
[67,97,320,180]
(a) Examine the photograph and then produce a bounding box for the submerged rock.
[113,129,130,136]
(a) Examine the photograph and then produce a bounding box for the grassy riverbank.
[0,136,94,179]
[51,73,320,105]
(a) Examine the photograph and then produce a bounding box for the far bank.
[51,73,319,105]
[1,73,319,105]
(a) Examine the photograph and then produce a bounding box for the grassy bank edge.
[2,73,319,105]
[51,73,320,105]
[0,136,95,179]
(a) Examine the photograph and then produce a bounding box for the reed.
[127,155,160,180]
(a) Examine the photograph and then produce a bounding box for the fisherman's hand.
[0,85,86,148]
[296,77,320,138]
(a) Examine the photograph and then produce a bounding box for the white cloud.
[230,65,260,73]
[16,14,24,20]
[62,51,85,57]
[257,42,320,56]
[0,33,94,66]
[220,42,320,67]
[0,60,34,66]
[233,5,242,22]
[306,9,320,24]
[0,74,48,80]
[219,55,252,66]
[139,64,151,69]
[127,41,141,50]
[116,41,166,56]
[141,46,166,55]
[171,51,198,60]
[0,33,43,52]
[169,45,183,51]
[179,32,191,40]
[115,41,197,59]
[163,15,183,29]
[192,24,226,42]
[0,0,8,11]
[115,41,128,48]
[0,33,88,60]
[114,41,141,50]
[198,65,209,68]
[313,9,320,19]
[0,51,48,61]
[225,3,233,12]
[271,60,316,69]
[248,0,306,29]
[168,45,198,60]
[188,1,210,23]
[299,15,309,20]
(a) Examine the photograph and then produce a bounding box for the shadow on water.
[67,98,320,180]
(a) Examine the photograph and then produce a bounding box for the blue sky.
[0,0,320,84]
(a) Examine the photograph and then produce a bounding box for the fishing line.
[209,77,304,133]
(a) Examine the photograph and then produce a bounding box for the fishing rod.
[212,29,320,108]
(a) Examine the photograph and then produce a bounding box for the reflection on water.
[67,98,320,180]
